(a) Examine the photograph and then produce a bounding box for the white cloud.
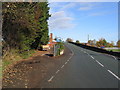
[51,11,65,19]
[89,12,105,16]
[48,0,119,2]
[49,2,76,11]
[61,3,76,10]
[79,6,91,10]
[89,11,111,16]
[48,11,75,30]
[78,2,96,11]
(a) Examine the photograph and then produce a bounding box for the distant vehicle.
[100,46,105,49]
[42,45,50,51]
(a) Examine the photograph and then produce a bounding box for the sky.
[48,2,118,44]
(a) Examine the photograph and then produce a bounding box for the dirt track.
[2,45,72,88]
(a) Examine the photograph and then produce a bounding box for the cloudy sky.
[48,2,118,44]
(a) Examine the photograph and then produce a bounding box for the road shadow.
[45,54,53,57]
[26,61,40,64]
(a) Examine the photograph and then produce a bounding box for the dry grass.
[2,49,22,70]
[2,49,36,69]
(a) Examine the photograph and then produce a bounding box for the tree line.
[66,38,120,47]
[2,2,51,54]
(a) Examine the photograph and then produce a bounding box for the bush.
[3,49,22,69]
[58,42,64,51]
[76,40,80,44]
[55,42,64,56]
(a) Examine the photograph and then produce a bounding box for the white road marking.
[69,57,71,60]
[66,44,74,61]
[69,55,73,59]
[84,51,87,53]
[47,43,75,83]
[96,60,104,67]
[87,53,90,56]
[104,54,117,60]
[90,56,94,59]
[65,62,67,64]
[86,53,89,55]
[107,70,120,80]
[112,56,117,60]
[61,65,64,68]
[48,76,54,82]
[56,70,60,74]
[67,59,69,62]
[41,54,44,56]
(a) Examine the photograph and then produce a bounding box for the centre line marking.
[86,53,89,55]
[96,60,104,67]
[48,76,54,82]
[90,56,94,59]
[65,62,67,64]
[69,57,72,59]
[61,65,64,68]
[47,44,75,84]
[107,70,120,80]
[87,54,90,56]
[56,70,60,74]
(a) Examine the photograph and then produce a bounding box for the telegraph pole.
[88,34,89,42]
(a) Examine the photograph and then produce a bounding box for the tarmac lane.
[41,43,119,88]
[3,42,119,88]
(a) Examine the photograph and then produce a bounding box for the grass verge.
[2,49,36,71]
[106,49,120,52]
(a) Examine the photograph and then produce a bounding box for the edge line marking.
[107,70,120,80]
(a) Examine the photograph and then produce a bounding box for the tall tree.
[31,2,51,49]
[66,38,73,42]
[3,3,39,51]
[2,2,51,52]
[96,38,107,47]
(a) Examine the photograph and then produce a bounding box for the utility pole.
[88,34,89,42]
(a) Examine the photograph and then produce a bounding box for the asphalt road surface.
[41,43,119,88]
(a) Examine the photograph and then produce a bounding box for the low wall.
[69,42,120,58]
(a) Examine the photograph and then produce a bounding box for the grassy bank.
[106,49,120,52]
[2,49,36,70]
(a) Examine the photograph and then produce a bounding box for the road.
[40,43,119,88]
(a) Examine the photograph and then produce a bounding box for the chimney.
[50,33,53,43]
[29,0,32,3]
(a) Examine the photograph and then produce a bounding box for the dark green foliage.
[76,40,80,44]
[2,2,51,53]
[55,42,64,56]
[66,38,73,42]
[31,2,51,49]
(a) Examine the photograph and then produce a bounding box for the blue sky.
[48,2,118,44]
